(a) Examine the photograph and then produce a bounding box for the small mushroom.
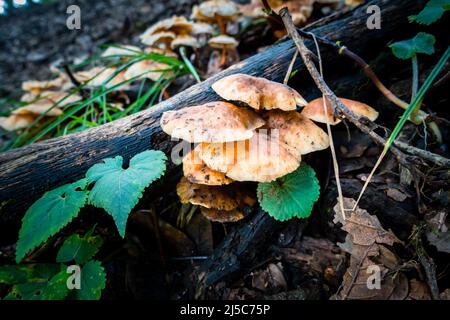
[197,131,301,182]
[208,34,239,65]
[176,176,255,222]
[76,67,130,90]
[302,97,379,125]
[140,31,176,49]
[160,101,265,143]
[212,73,307,111]
[191,0,239,34]
[22,76,69,95]
[140,16,193,41]
[262,110,330,157]
[0,114,36,131]
[124,60,173,82]
[171,35,201,50]
[183,149,233,186]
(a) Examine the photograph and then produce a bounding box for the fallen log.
[0,0,424,230]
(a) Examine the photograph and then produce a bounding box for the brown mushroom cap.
[140,16,193,41]
[197,132,301,182]
[182,149,233,186]
[200,207,244,223]
[22,76,68,95]
[77,67,130,90]
[302,97,379,125]
[263,110,329,156]
[160,101,265,143]
[208,35,239,48]
[176,176,254,210]
[212,73,307,111]
[191,22,215,35]
[0,114,36,131]
[171,35,201,49]
[14,91,82,116]
[124,60,172,82]
[191,0,239,21]
[140,31,176,47]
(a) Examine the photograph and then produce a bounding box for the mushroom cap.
[140,16,193,40]
[0,114,36,131]
[182,149,233,185]
[140,31,176,46]
[197,131,301,182]
[124,60,172,82]
[200,207,244,223]
[144,47,178,57]
[22,77,67,94]
[101,45,141,58]
[263,110,329,156]
[177,177,239,210]
[160,101,265,143]
[192,0,239,21]
[208,35,239,48]
[171,35,200,49]
[212,73,307,111]
[14,91,81,116]
[302,97,379,125]
[191,22,215,35]
[77,67,130,90]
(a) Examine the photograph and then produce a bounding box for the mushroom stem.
[220,47,227,66]
[216,15,227,34]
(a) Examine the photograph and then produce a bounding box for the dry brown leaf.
[407,279,431,300]
[333,197,402,246]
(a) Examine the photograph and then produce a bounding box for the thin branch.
[279,8,412,169]
[261,0,424,116]
[283,49,298,85]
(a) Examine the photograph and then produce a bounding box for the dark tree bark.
[0,0,425,233]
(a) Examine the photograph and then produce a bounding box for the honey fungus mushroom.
[196,131,301,182]
[302,97,379,125]
[208,35,239,65]
[140,16,193,48]
[191,0,239,34]
[182,149,233,186]
[123,48,177,82]
[176,177,255,222]
[160,101,265,143]
[212,73,307,111]
[262,110,330,157]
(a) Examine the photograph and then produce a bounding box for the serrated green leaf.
[56,233,103,265]
[40,268,70,300]
[0,264,59,285]
[76,260,106,300]
[390,32,436,60]
[409,0,450,25]
[2,265,67,300]
[16,179,89,263]
[86,150,167,237]
[257,163,320,221]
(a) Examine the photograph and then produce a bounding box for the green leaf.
[40,268,70,300]
[0,264,59,285]
[390,32,436,60]
[56,233,103,265]
[76,260,106,300]
[86,150,167,237]
[257,164,320,221]
[409,0,450,25]
[3,265,68,300]
[16,179,89,263]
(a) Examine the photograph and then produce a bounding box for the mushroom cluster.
[161,73,378,222]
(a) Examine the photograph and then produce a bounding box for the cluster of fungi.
[161,73,378,222]
[0,0,362,133]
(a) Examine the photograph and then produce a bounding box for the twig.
[283,49,298,85]
[261,0,426,118]
[279,8,412,169]
[309,32,346,220]
[394,140,450,167]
